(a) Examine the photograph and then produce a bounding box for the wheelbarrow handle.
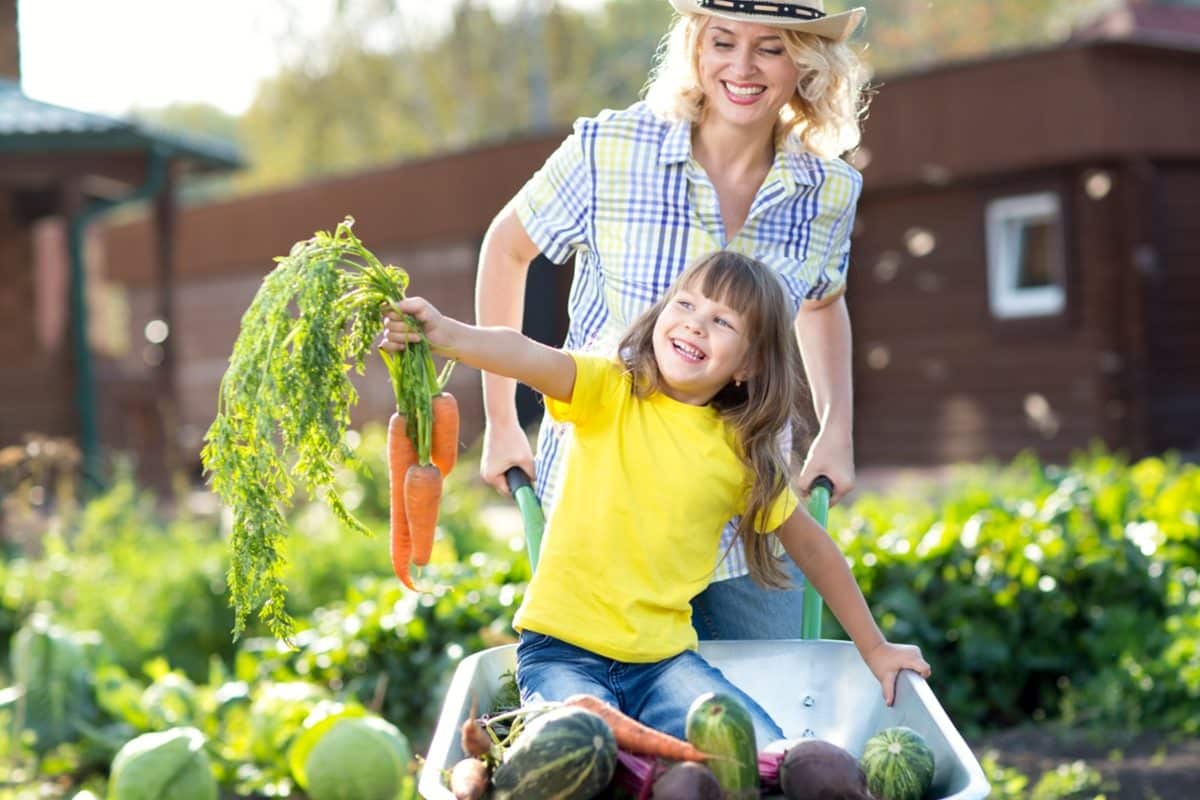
[801,474,835,641]
[505,467,545,573]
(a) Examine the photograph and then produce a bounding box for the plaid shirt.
[515,101,861,581]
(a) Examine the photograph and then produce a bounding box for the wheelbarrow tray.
[419,638,989,799]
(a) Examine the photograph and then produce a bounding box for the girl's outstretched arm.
[774,508,932,705]
[382,297,577,403]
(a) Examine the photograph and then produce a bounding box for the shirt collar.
[661,122,820,191]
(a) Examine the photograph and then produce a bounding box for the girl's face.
[696,19,801,133]
[652,283,753,405]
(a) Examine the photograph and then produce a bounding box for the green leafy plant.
[201,217,441,641]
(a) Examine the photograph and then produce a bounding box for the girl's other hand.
[863,641,932,707]
[380,297,455,356]
[480,420,535,496]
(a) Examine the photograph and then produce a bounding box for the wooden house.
[98,13,1200,475]
[0,1,240,486]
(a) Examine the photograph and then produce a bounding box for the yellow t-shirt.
[513,353,798,663]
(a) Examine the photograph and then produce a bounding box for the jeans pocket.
[516,630,554,659]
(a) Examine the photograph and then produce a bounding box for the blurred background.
[2,1,1199,798]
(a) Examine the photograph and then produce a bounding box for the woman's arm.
[794,293,855,503]
[475,205,543,490]
[384,297,577,404]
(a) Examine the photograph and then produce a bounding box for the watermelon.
[491,706,616,799]
[860,726,936,800]
[684,693,759,799]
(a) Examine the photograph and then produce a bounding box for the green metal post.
[67,145,171,487]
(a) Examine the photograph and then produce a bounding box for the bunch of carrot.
[379,326,459,590]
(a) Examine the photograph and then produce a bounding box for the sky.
[18,0,602,118]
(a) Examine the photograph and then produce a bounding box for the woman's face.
[695,19,801,133]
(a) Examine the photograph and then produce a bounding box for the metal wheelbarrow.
[419,471,989,799]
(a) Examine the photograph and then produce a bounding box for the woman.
[475,0,869,639]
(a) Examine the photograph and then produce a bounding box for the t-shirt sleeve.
[514,118,593,265]
[544,353,621,426]
[803,160,863,303]
[756,484,800,534]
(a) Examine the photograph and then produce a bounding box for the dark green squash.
[491,706,616,799]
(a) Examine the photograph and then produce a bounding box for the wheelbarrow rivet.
[802,728,815,737]
[803,695,815,707]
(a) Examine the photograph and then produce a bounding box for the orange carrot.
[431,392,460,476]
[388,412,417,590]
[564,694,712,762]
[405,463,442,566]
[448,757,490,800]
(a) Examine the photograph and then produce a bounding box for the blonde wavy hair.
[643,12,871,158]
[618,251,805,589]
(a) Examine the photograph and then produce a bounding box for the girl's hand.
[380,297,457,357]
[863,641,932,707]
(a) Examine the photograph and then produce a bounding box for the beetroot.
[651,761,723,800]
[779,739,873,800]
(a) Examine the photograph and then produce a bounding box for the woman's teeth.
[724,82,765,96]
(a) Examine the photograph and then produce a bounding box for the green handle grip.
[505,467,545,573]
[801,475,834,640]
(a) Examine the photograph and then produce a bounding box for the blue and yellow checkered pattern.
[515,101,861,580]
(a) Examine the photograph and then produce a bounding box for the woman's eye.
[713,40,733,49]
[759,48,784,56]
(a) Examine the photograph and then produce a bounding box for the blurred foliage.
[823,447,1200,735]
[1,442,1195,797]
[137,0,1121,198]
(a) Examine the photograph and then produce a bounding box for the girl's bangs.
[687,255,766,324]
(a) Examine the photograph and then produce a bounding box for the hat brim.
[668,0,866,42]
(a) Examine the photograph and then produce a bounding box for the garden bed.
[974,725,1200,799]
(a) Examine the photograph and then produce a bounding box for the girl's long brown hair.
[618,251,805,588]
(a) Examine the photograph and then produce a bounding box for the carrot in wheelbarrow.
[431,392,459,476]
[406,462,442,566]
[564,694,712,762]
[388,412,417,590]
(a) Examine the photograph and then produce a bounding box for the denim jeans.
[516,630,785,746]
[690,558,807,640]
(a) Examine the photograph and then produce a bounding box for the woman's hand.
[862,641,932,707]
[798,429,855,505]
[380,297,458,357]
[480,420,536,496]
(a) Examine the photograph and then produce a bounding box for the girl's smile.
[652,287,752,405]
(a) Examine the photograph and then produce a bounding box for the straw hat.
[667,0,866,42]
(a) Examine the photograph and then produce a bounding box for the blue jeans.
[690,558,807,640]
[515,630,784,746]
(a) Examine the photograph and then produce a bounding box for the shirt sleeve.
[756,484,800,534]
[544,352,620,426]
[514,118,594,265]
[804,160,863,302]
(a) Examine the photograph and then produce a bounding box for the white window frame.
[985,192,1066,319]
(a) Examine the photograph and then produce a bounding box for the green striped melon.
[860,726,935,800]
[685,692,759,799]
[491,706,616,799]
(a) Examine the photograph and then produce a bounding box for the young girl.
[382,251,929,745]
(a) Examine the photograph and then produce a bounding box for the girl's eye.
[677,300,694,311]
[715,316,734,330]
